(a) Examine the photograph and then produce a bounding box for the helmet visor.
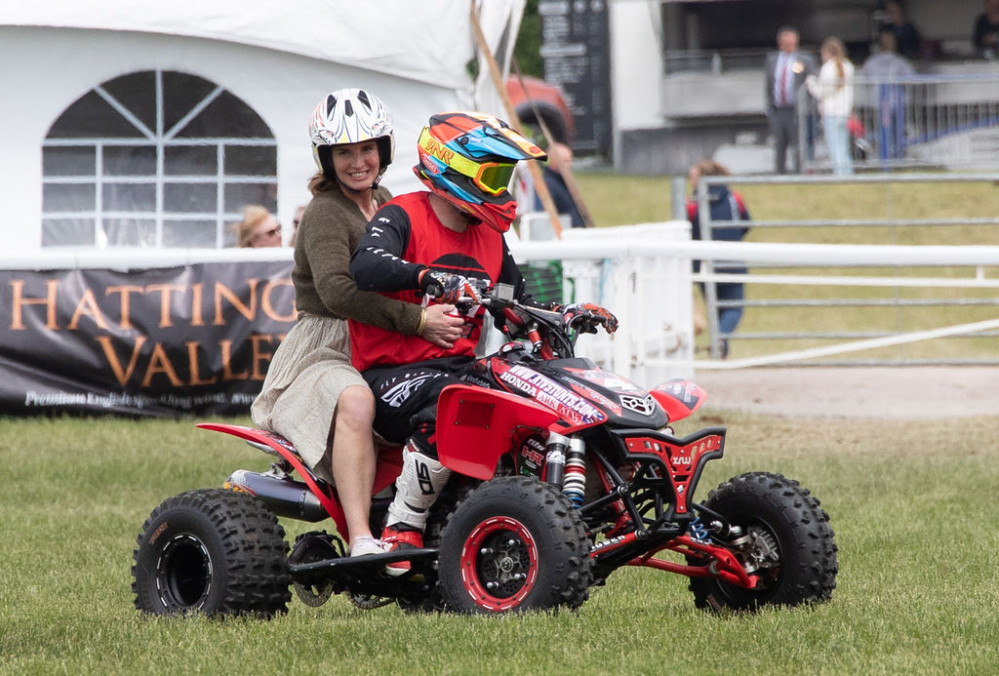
[419,125,520,198]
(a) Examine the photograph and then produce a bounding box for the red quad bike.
[132,284,838,617]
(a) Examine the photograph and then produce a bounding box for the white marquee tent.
[1,0,524,252]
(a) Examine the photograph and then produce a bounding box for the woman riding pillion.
[251,90,462,558]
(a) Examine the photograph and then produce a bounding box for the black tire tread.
[689,471,838,611]
[132,488,291,617]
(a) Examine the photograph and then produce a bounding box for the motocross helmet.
[309,88,394,187]
[414,111,546,233]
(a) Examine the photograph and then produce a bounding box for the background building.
[1,1,524,251]
[543,0,999,174]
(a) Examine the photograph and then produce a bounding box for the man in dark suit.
[765,26,817,174]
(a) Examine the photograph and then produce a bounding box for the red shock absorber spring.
[562,438,586,507]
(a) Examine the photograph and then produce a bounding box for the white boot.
[381,443,451,577]
[385,442,451,532]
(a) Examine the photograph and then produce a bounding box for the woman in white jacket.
[807,37,855,175]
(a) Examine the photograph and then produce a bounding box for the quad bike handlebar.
[458,281,615,360]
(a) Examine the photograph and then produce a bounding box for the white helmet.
[309,88,394,185]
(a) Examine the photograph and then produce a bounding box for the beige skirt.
[251,313,367,483]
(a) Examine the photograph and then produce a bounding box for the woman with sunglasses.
[251,89,463,558]
[348,111,617,574]
[235,205,283,247]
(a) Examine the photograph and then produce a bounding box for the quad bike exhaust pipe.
[224,469,329,522]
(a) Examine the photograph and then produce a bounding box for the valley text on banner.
[1,260,295,416]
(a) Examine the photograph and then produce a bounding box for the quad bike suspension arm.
[627,535,758,589]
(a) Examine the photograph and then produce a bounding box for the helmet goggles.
[414,111,546,233]
[459,159,516,196]
[418,118,538,198]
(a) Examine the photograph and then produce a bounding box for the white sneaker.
[349,536,386,558]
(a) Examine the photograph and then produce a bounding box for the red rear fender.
[197,422,299,460]
[196,423,351,530]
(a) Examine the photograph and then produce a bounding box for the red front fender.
[436,385,560,480]
[649,378,708,422]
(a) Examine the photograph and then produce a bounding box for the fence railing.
[799,74,999,173]
[511,233,999,380]
[692,172,999,367]
[8,194,999,384]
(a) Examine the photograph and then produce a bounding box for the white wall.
[0,26,466,252]
[608,0,664,168]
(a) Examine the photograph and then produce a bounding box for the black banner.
[0,260,295,417]
[539,0,612,155]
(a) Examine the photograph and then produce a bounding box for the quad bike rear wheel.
[689,472,838,611]
[438,476,591,614]
[132,489,292,617]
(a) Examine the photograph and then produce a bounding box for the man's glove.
[560,302,619,334]
[419,269,482,305]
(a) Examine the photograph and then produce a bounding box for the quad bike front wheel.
[132,489,292,617]
[438,476,592,614]
[689,472,839,611]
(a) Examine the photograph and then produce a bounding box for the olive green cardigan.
[292,186,421,335]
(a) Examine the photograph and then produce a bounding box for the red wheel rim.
[459,516,538,612]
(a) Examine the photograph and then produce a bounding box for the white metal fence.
[510,234,999,380]
[8,198,999,388]
[507,220,696,387]
[690,172,999,368]
[801,74,999,173]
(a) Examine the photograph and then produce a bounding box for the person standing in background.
[536,141,585,229]
[764,26,817,174]
[686,160,751,359]
[234,204,283,247]
[863,28,916,78]
[807,37,856,176]
[863,29,915,162]
[973,0,999,58]
[881,0,922,60]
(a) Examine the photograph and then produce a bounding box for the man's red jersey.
[349,192,506,372]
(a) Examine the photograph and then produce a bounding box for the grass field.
[3,411,999,675]
[573,171,999,362]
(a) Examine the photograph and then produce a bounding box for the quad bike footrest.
[288,547,438,578]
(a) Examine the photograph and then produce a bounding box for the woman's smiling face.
[332,140,380,191]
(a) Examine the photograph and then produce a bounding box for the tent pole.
[469,0,564,239]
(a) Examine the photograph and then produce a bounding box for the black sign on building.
[539,0,612,156]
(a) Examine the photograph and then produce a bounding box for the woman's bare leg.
[330,385,378,547]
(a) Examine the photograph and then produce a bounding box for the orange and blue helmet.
[414,111,546,233]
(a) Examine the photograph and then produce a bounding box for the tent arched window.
[41,70,277,248]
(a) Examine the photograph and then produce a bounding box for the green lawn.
[2,412,998,674]
[573,170,999,233]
